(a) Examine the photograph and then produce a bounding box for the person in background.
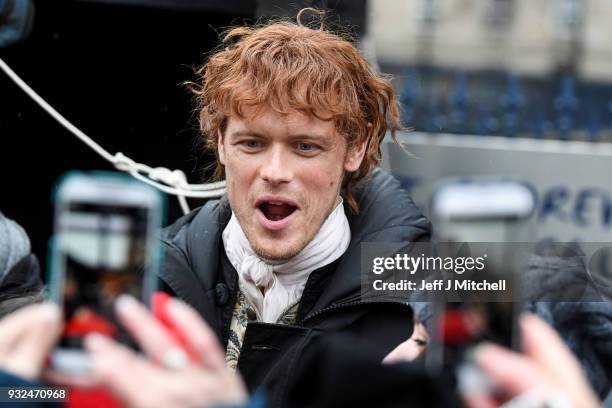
[0,212,44,318]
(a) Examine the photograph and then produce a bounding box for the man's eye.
[297,143,317,153]
[242,140,261,149]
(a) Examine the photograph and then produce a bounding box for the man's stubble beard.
[251,232,312,262]
[245,189,343,262]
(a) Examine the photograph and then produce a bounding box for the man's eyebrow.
[229,130,266,138]
[230,130,329,141]
[286,133,329,141]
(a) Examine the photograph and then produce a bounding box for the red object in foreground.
[152,291,200,362]
[67,387,124,408]
[440,310,475,346]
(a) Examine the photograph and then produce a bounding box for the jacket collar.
[307,168,432,312]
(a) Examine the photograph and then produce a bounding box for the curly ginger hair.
[191,9,401,212]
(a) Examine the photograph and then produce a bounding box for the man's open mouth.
[258,201,298,221]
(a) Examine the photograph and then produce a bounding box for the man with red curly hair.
[159,9,431,401]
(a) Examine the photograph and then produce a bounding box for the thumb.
[8,303,62,379]
[0,303,59,352]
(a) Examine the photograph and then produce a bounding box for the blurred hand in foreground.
[85,295,248,408]
[0,302,62,380]
[471,314,599,408]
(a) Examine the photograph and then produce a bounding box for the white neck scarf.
[222,199,350,323]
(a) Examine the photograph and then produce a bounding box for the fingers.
[12,304,63,378]
[0,303,62,380]
[43,368,99,389]
[85,333,159,406]
[519,314,600,407]
[519,314,584,382]
[116,295,226,372]
[113,295,181,363]
[476,313,585,396]
[463,394,497,408]
[85,331,247,408]
[166,299,226,370]
[477,315,600,408]
[0,303,60,352]
[474,342,542,396]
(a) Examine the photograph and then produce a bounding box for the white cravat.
[222,199,350,323]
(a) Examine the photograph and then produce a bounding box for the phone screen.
[58,202,152,346]
[49,184,161,373]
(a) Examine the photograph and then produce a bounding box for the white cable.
[0,57,226,214]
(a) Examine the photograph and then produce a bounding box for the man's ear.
[217,129,226,165]
[344,141,367,172]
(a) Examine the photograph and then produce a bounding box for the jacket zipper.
[300,299,413,325]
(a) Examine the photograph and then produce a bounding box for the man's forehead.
[226,107,338,141]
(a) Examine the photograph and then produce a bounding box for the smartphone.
[48,172,164,374]
[426,178,530,398]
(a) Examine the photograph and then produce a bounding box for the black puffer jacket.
[158,169,432,406]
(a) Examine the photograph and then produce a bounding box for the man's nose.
[259,145,293,185]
